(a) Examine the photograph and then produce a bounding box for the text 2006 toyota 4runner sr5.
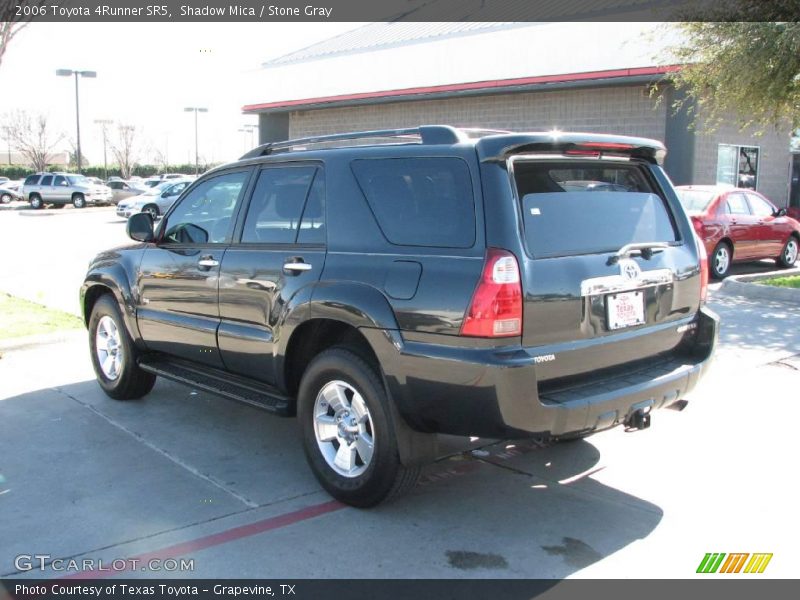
[81,126,718,507]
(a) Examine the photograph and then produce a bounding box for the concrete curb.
[717,267,800,302]
[0,328,85,353]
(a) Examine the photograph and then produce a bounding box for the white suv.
[22,173,113,209]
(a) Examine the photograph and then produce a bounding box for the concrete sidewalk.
[0,292,798,579]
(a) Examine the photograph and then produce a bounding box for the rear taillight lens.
[695,234,708,303]
[461,248,522,338]
[691,216,705,237]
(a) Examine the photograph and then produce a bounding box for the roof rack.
[239,125,507,160]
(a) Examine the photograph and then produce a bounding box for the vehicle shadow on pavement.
[0,376,662,579]
[710,292,800,359]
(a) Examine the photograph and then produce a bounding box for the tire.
[297,347,420,507]
[72,193,86,209]
[710,242,732,279]
[0,193,11,204]
[142,204,159,220]
[777,236,799,268]
[29,194,43,209]
[88,294,156,400]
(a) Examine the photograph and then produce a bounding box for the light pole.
[56,69,96,173]
[243,123,257,148]
[184,107,208,175]
[94,119,112,181]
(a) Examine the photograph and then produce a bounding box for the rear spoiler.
[476,132,667,165]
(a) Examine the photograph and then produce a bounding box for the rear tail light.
[695,234,708,303]
[691,216,705,237]
[461,248,523,338]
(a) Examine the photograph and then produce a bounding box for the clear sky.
[0,22,359,169]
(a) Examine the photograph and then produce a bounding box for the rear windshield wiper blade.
[607,242,670,265]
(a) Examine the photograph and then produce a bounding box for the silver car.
[116,179,193,219]
[22,172,113,209]
[107,180,148,205]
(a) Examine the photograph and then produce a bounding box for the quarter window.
[24,175,39,185]
[351,157,475,248]
[161,171,248,245]
[241,166,320,244]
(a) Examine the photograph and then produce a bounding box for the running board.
[138,356,291,415]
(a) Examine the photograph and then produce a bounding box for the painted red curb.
[59,500,345,580]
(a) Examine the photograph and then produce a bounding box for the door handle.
[197,256,219,270]
[283,259,312,274]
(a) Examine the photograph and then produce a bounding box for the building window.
[716,144,759,190]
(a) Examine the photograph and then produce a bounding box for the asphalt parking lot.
[0,206,798,579]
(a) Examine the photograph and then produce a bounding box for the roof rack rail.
[239,125,497,160]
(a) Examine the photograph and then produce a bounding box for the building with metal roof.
[242,21,792,205]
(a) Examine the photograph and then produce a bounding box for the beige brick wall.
[692,116,792,206]
[289,84,667,142]
[286,84,791,206]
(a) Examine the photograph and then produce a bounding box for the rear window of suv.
[514,161,677,258]
[351,157,475,248]
[24,175,40,185]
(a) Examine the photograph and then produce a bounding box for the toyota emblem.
[619,259,641,281]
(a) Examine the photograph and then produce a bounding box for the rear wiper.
[607,242,670,265]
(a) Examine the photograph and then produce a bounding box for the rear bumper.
[373,307,719,438]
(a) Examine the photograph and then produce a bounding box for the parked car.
[675,185,800,278]
[115,179,192,219]
[0,180,23,203]
[22,172,113,209]
[0,176,9,185]
[107,180,148,205]
[81,126,718,507]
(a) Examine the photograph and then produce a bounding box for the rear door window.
[24,175,40,186]
[351,157,475,248]
[726,193,751,215]
[514,161,677,258]
[241,166,317,244]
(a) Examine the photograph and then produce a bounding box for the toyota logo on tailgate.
[619,259,641,281]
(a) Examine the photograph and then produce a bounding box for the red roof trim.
[242,65,681,113]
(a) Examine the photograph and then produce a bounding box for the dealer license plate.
[606,291,645,330]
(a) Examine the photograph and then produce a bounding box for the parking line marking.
[60,500,345,580]
[55,386,260,508]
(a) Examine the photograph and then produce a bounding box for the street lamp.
[94,119,113,181]
[184,107,208,175]
[56,69,97,174]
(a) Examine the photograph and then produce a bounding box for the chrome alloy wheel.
[313,380,375,478]
[714,245,730,276]
[95,315,123,380]
[784,238,798,265]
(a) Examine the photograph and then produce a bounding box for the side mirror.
[776,207,788,217]
[127,212,155,242]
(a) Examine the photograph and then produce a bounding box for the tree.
[2,110,64,172]
[66,138,90,169]
[0,2,53,69]
[109,125,139,179]
[664,5,800,131]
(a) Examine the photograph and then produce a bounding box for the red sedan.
[675,185,800,279]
